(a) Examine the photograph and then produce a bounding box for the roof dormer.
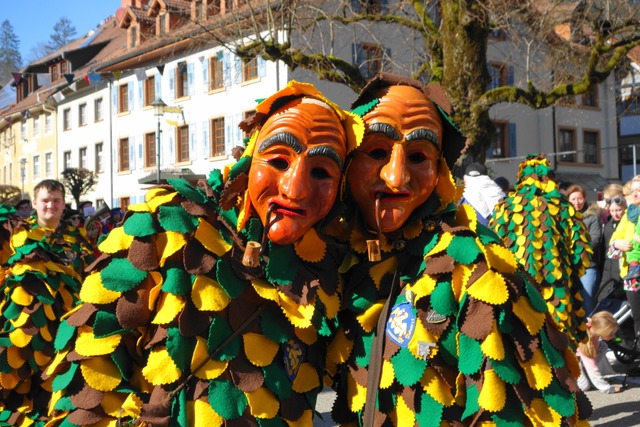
[148,0,191,36]
[119,6,155,48]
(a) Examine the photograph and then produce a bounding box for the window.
[211,117,225,156]
[206,0,221,16]
[119,197,131,212]
[95,143,104,173]
[194,0,203,20]
[176,62,188,98]
[50,64,59,82]
[45,153,52,177]
[119,138,130,172]
[79,147,87,169]
[45,114,52,133]
[558,128,576,163]
[490,121,508,158]
[130,26,137,48]
[144,75,156,106]
[357,43,383,79]
[209,56,224,90]
[79,103,87,126]
[583,130,599,164]
[145,132,157,167]
[354,0,381,13]
[225,0,234,12]
[159,14,166,35]
[21,121,27,139]
[242,110,255,138]
[488,62,508,89]
[33,115,40,137]
[582,86,599,108]
[118,84,129,113]
[177,125,190,162]
[60,61,68,75]
[63,108,71,131]
[63,151,72,169]
[95,98,104,122]
[242,58,258,82]
[32,155,40,180]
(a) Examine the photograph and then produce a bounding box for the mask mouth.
[269,201,307,217]
[373,190,410,200]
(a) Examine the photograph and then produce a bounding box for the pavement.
[313,354,640,426]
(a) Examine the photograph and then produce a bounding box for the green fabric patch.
[491,393,525,427]
[260,308,292,344]
[542,379,576,417]
[158,205,199,234]
[349,284,379,314]
[246,217,263,244]
[100,258,148,293]
[460,383,480,420]
[93,311,125,338]
[52,362,78,392]
[227,156,251,183]
[354,330,374,368]
[415,392,444,427]
[490,355,522,384]
[111,345,133,381]
[207,168,224,193]
[166,328,196,371]
[262,364,292,400]
[167,178,207,204]
[171,387,188,427]
[458,333,483,375]
[476,223,501,246]
[207,317,240,361]
[430,281,456,316]
[524,280,548,313]
[53,396,76,412]
[391,347,426,386]
[351,98,379,117]
[208,379,248,419]
[438,325,458,366]
[446,235,480,265]
[257,417,288,427]
[266,243,297,285]
[161,265,193,296]
[30,306,47,328]
[123,212,158,237]
[54,320,76,351]
[540,330,566,369]
[216,257,245,299]
[2,300,22,320]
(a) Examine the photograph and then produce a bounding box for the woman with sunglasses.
[600,190,627,294]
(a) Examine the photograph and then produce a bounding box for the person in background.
[600,196,627,292]
[566,184,604,315]
[577,311,622,394]
[78,200,94,219]
[459,162,505,226]
[14,198,32,218]
[599,184,625,224]
[623,180,634,205]
[63,208,83,229]
[494,175,510,194]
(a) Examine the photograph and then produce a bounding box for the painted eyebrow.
[405,128,440,148]
[367,123,401,141]
[258,132,303,154]
[308,145,344,170]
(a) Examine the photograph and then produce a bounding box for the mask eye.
[408,152,427,164]
[311,167,331,179]
[267,158,289,171]
[367,148,388,160]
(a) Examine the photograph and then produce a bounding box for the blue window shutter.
[168,133,175,164]
[488,66,498,90]
[127,83,133,111]
[202,59,209,91]
[188,63,195,96]
[234,113,242,146]
[223,51,231,87]
[155,72,162,99]
[129,136,135,170]
[351,0,361,13]
[189,124,195,158]
[234,55,242,84]
[138,81,143,108]
[508,123,517,156]
[112,87,117,111]
[169,69,175,100]
[225,114,233,152]
[507,66,515,86]
[258,56,266,77]
[137,135,143,164]
[202,120,210,157]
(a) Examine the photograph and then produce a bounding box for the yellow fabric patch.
[518,348,553,391]
[147,272,164,310]
[191,336,228,380]
[512,297,545,335]
[478,369,506,412]
[10,286,33,306]
[409,274,437,300]
[409,322,438,359]
[11,229,28,249]
[294,228,326,263]
[356,301,384,333]
[243,333,279,367]
[482,243,517,273]
[420,366,455,406]
[284,409,313,427]
[326,327,353,365]
[379,359,395,389]
[291,363,319,393]
[155,231,187,266]
[347,372,366,413]
[75,327,122,357]
[9,328,32,348]
[524,397,562,426]
[187,399,223,427]
[246,387,279,419]
[395,395,416,426]
[480,321,505,361]
[145,189,178,211]
[80,272,121,304]
[80,357,122,392]
[316,286,339,319]
[466,269,509,305]
[564,346,581,378]
[43,303,56,321]
[426,232,453,257]
[194,220,232,257]
[12,311,30,328]
[294,327,317,346]
[142,348,182,385]
[278,292,314,329]
[44,349,68,376]
[102,392,143,419]
[151,292,186,324]
[191,275,230,311]
[126,202,150,213]
[98,227,134,254]
[251,279,278,302]
[40,325,53,343]
[369,257,397,288]
[451,263,472,302]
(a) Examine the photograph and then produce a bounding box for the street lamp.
[19,158,27,197]
[151,98,167,184]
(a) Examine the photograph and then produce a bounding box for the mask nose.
[380,143,409,189]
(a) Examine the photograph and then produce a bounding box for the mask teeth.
[242,203,278,267]
[367,195,382,262]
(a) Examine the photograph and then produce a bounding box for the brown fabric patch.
[424,254,455,275]
[70,383,104,410]
[128,238,160,271]
[349,363,369,387]
[228,357,264,392]
[382,335,400,361]
[430,357,456,390]
[401,386,417,412]
[145,327,168,349]
[225,418,258,427]
[466,261,489,289]
[85,252,111,274]
[140,387,172,425]
[66,350,86,362]
[555,366,579,393]
[116,288,152,330]
[192,379,209,399]
[545,319,569,351]
[181,199,211,219]
[21,323,39,336]
[220,174,249,211]
[178,299,212,337]
[67,408,106,426]
[280,393,308,421]
[512,381,533,407]
[460,298,494,340]
[416,301,451,337]
[228,297,261,333]
[440,222,470,235]
[183,239,216,275]
[196,179,215,199]
[575,389,593,420]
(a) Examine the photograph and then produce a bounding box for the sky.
[5,0,122,64]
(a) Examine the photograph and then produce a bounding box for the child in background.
[577,311,623,394]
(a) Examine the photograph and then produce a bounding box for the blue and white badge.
[386,302,416,347]
[282,338,306,380]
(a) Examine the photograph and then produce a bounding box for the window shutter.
[202,120,210,157]
[129,136,136,170]
[234,113,242,147]
[155,72,162,99]
[127,83,133,112]
[189,124,195,158]
[223,51,231,87]
[168,133,175,164]
[225,114,233,153]
[169,68,175,100]
[508,123,517,156]
[137,135,143,164]
[233,54,242,85]
[202,59,209,91]
[507,66,515,86]
[112,87,117,111]
[188,63,195,96]
[351,0,361,13]
[258,56,266,77]
[138,80,143,108]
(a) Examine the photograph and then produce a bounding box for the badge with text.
[282,338,306,381]
[386,302,416,347]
